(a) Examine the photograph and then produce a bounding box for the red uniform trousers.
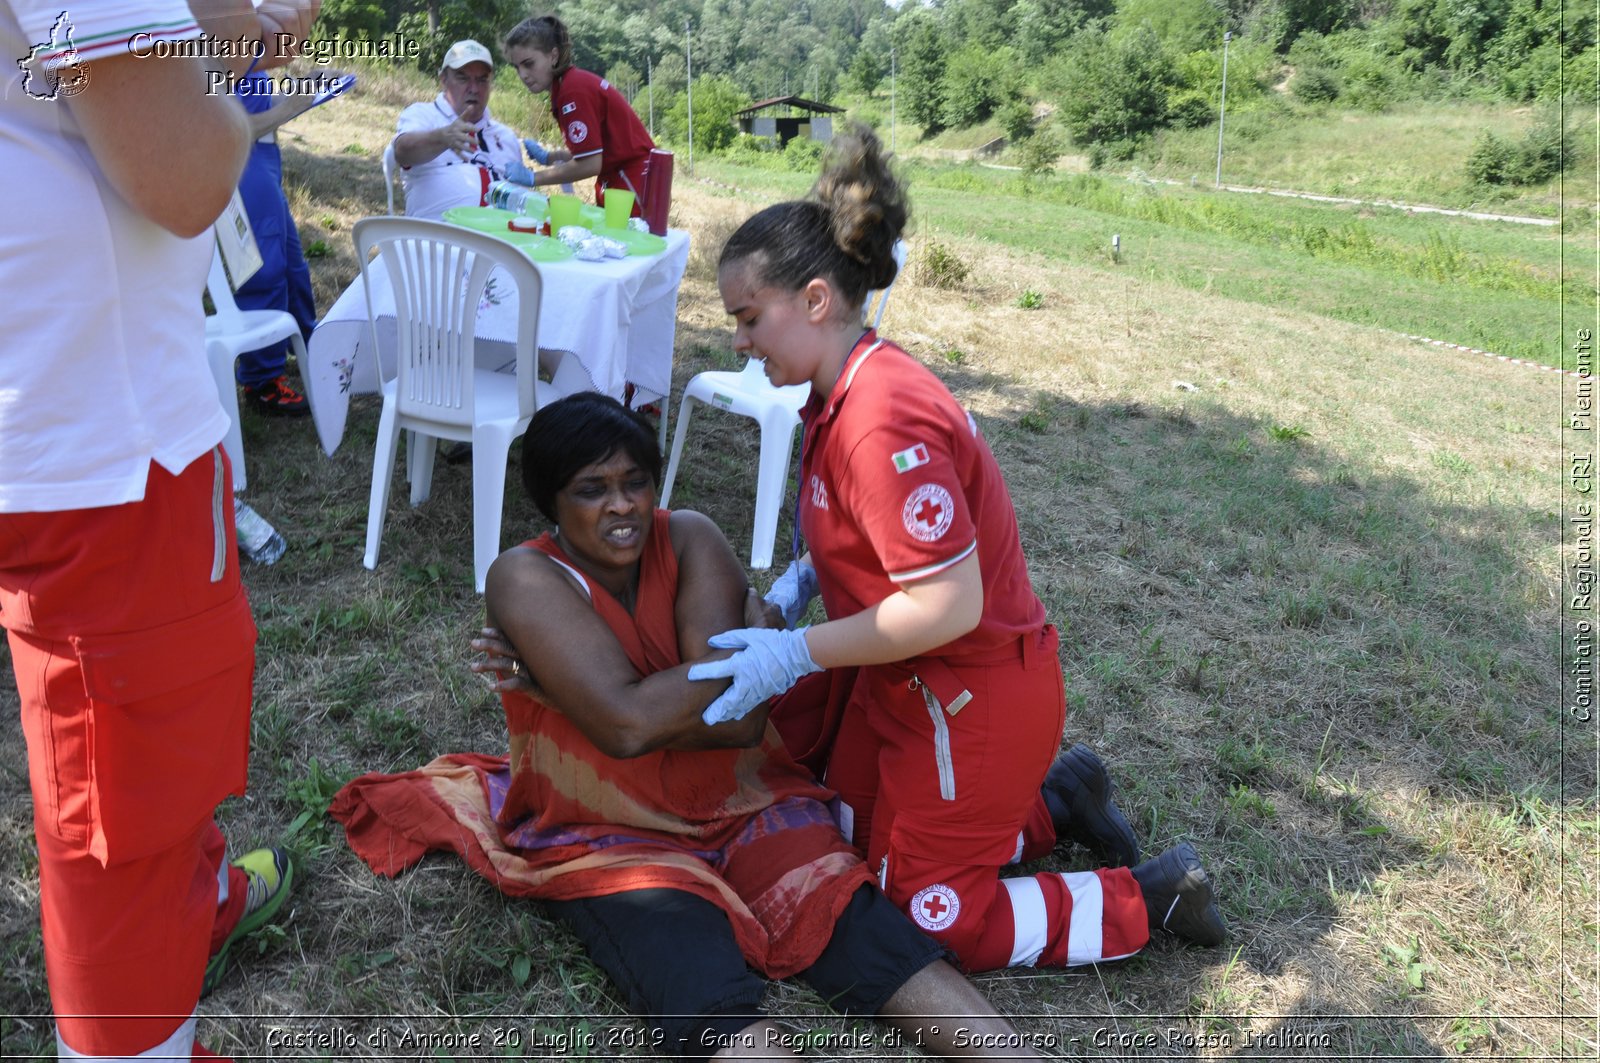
[773,626,1149,972]
[0,449,256,1057]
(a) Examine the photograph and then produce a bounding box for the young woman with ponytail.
[502,14,655,215]
[690,127,1228,974]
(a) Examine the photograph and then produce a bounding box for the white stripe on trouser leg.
[218,856,230,905]
[1000,877,1049,967]
[1009,830,1026,865]
[1061,871,1105,964]
[58,1013,197,1061]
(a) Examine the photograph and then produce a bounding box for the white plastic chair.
[354,216,570,592]
[204,232,309,493]
[659,240,906,569]
[382,140,400,214]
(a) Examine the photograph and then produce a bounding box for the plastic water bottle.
[487,180,532,214]
[234,497,287,566]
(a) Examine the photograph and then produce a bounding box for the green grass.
[1138,100,1598,218]
[699,155,1587,370]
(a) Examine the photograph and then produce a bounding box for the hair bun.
[813,125,907,291]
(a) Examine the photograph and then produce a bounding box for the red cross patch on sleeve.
[902,484,955,542]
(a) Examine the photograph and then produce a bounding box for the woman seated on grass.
[333,392,1044,1062]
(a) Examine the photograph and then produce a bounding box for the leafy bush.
[1048,26,1174,147]
[1291,65,1342,102]
[941,44,1023,130]
[317,0,387,39]
[782,136,825,172]
[897,14,948,135]
[1110,0,1224,56]
[914,241,972,290]
[998,99,1037,143]
[1514,109,1569,183]
[394,0,523,72]
[1327,33,1411,110]
[1165,88,1216,128]
[720,134,778,165]
[1465,112,1569,186]
[659,76,750,154]
[1019,129,1065,175]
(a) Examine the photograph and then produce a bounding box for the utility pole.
[1214,30,1231,188]
[685,19,694,177]
[890,44,896,154]
[647,54,654,137]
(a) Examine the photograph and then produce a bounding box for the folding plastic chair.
[382,140,400,214]
[203,231,309,493]
[354,216,575,592]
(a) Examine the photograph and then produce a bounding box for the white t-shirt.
[0,2,230,513]
[395,94,522,221]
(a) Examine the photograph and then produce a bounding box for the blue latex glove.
[764,559,819,629]
[504,159,536,186]
[523,138,550,164]
[688,627,822,725]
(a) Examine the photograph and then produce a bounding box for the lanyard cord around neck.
[789,331,880,562]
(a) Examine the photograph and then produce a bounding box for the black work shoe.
[244,375,309,417]
[1040,743,1141,866]
[1130,842,1226,947]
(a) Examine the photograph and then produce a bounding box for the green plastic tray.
[440,207,573,262]
[589,226,668,256]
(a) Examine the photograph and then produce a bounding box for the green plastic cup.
[548,194,583,233]
[602,189,636,230]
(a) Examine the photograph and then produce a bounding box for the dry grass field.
[0,66,1592,1061]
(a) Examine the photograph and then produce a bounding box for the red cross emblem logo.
[910,883,961,931]
[901,483,955,543]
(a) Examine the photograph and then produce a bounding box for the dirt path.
[1167,178,1558,226]
[963,159,1558,225]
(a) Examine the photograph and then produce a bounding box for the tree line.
[318,0,1594,173]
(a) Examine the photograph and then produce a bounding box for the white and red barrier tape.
[1395,333,1580,377]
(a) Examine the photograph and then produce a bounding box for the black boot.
[1040,743,1141,866]
[1130,842,1226,946]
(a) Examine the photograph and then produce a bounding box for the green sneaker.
[202,847,294,996]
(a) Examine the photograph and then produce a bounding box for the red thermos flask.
[642,149,674,237]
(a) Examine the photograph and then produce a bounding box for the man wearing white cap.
[393,39,529,220]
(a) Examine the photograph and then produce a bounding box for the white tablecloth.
[303,228,690,455]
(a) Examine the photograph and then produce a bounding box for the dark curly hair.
[520,392,661,522]
[718,124,908,318]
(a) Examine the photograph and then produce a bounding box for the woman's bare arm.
[482,517,769,758]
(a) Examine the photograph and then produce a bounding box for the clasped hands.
[472,559,825,725]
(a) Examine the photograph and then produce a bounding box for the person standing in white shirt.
[393,39,528,220]
[0,3,318,1060]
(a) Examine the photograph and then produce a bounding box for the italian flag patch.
[892,443,930,473]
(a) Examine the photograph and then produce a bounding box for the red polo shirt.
[551,67,654,205]
[797,331,1046,657]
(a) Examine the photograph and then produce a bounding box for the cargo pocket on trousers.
[70,589,256,864]
[881,814,1021,949]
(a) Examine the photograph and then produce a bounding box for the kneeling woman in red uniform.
[503,14,654,215]
[689,128,1228,973]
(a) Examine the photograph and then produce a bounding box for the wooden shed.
[734,95,845,147]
